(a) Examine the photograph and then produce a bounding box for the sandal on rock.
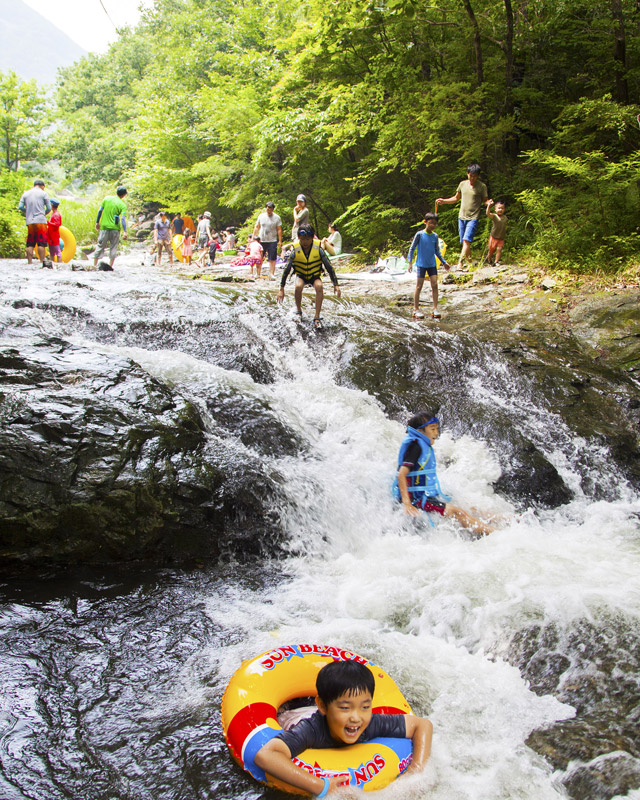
[313,317,323,329]
[431,310,441,319]
[412,309,425,319]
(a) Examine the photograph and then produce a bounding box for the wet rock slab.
[509,620,640,799]
[0,337,283,569]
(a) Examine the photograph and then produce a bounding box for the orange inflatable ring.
[221,644,414,795]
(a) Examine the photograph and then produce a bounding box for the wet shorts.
[416,266,438,278]
[458,218,479,243]
[414,496,446,515]
[262,241,278,261]
[296,271,323,287]
[26,223,48,248]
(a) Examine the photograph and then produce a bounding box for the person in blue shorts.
[254,659,433,797]
[394,412,495,536]
[436,163,490,270]
[407,212,450,319]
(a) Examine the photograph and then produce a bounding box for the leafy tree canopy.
[46,0,640,269]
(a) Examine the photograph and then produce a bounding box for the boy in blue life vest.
[277,225,341,329]
[254,660,432,797]
[394,412,495,536]
[407,212,450,319]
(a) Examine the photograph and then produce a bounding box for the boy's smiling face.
[317,688,373,745]
[425,218,438,233]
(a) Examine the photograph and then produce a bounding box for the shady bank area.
[0,250,639,575]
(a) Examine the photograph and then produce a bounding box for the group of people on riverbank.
[410,163,508,319]
[147,210,237,267]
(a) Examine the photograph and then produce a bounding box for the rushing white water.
[1,258,640,800]
[107,281,639,798]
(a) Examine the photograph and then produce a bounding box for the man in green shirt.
[436,163,490,270]
[94,186,128,268]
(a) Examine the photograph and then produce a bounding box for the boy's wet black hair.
[424,212,438,222]
[467,163,481,175]
[407,411,439,430]
[316,660,375,705]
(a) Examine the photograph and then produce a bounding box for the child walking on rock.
[407,212,449,319]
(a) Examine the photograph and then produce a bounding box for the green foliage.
[53,30,150,183]
[0,171,29,257]
[517,97,640,269]
[45,0,640,269]
[0,71,49,171]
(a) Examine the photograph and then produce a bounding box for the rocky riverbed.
[1,249,640,800]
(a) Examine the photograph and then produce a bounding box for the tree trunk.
[504,0,514,108]
[462,0,484,85]
[611,0,629,103]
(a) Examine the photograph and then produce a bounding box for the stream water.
[0,258,639,800]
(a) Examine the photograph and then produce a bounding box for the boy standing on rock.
[407,212,450,319]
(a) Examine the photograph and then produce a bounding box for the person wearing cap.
[18,178,52,265]
[291,194,309,242]
[94,186,128,268]
[393,412,495,535]
[47,198,63,265]
[253,201,283,278]
[277,225,341,329]
[196,212,212,251]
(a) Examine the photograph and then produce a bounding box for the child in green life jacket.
[393,412,495,536]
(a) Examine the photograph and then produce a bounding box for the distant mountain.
[0,0,87,85]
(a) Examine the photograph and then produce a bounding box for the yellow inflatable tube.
[45,226,77,263]
[172,234,185,263]
[221,643,414,795]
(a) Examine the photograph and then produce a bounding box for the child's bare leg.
[429,274,439,312]
[444,503,494,536]
[496,243,504,263]
[413,276,424,311]
[294,277,305,313]
[313,278,324,318]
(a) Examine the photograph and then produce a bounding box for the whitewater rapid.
[1,257,639,800]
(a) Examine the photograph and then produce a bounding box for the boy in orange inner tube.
[254,660,433,797]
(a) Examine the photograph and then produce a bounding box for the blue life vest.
[392,427,448,503]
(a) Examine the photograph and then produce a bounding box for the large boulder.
[0,337,283,569]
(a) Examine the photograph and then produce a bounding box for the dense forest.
[2,0,640,268]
